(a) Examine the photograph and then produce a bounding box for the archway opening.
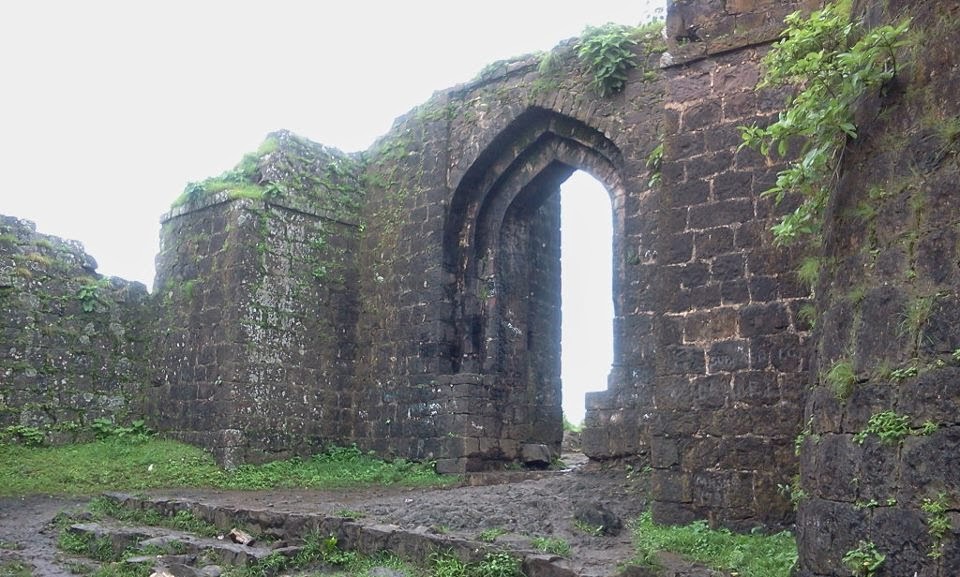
[560,171,613,427]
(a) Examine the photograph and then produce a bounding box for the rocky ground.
[0,453,720,576]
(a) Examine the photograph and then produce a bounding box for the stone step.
[66,521,280,566]
[99,492,583,576]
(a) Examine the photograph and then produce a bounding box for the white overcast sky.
[1,0,664,423]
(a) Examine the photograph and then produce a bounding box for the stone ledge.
[661,23,785,68]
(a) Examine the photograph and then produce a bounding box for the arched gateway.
[146,1,808,531]
[441,108,629,460]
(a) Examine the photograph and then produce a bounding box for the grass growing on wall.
[0,440,453,496]
[633,510,798,577]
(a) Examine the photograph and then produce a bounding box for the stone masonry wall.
[0,216,151,442]
[5,0,957,545]
[796,1,960,575]
[351,35,666,471]
[147,132,363,466]
[648,0,823,530]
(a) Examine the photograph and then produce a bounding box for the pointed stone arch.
[440,106,630,464]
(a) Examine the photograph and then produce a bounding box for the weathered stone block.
[660,345,706,376]
[707,340,749,373]
[739,302,789,337]
[652,469,693,503]
[683,308,738,341]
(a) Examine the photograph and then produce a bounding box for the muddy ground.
[0,453,717,576]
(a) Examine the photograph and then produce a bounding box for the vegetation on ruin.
[824,358,857,399]
[632,510,798,577]
[739,1,911,245]
[169,132,363,216]
[0,435,453,496]
[575,20,665,97]
[531,536,571,557]
[853,410,937,446]
[430,551,523,577]
[921,493,951,559]
[171,136,280,208]
[842,540,885,577]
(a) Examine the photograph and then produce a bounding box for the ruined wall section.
[353,38,665,471]
[0,216,151,442]
[797,1,960,575]
[649,4,816,530]
[148,133,363,466]
[350,95,456,462]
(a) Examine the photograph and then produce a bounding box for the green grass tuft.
[0,440,453,496]
[633,510,797,577]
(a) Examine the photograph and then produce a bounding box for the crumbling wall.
[0,216,151,442]
[352,34,666,472]
[797,1,960,575]
[147,131,363,466]
[6,0,956,546]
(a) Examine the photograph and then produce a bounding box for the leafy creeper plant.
[576,23,638,97]
[739,1,911,244]
[842,540,885,577]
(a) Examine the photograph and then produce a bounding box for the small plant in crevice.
[918,420,939,436]
[921,493,951,559]
[431,551,466,577]
[899,293,938,349]
[537,50,564,77]
[794,416,818,456]
[824,359,858,400]
[0,559,32,577]
[473,552,523,577]
[796,256,821,291]
[853,411,911,444]
[90,418,154,442]
[430,550,523,577]
[646,142,664,188]
[842,540,885,577]
[797,302,818,329]
[334,508,364,520]
[847,284,867,306]
[739,1,911,245]
[77,279,105,313]
[777,475,808,510]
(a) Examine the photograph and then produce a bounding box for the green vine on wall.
[739,1,910,245]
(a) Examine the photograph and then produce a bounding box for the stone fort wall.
[2,1,958,574]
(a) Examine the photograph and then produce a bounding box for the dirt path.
[0,495,86,577]
[0,454,672,576]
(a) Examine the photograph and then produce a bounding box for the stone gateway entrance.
[3,1,959,575]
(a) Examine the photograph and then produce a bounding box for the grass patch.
[633,511,797,577]
[221,445,451,490]
[430,551,523,577]
[0,440,453,496]
[0,560,33,577]
[531,536,571,557]
[86,496,218,537]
